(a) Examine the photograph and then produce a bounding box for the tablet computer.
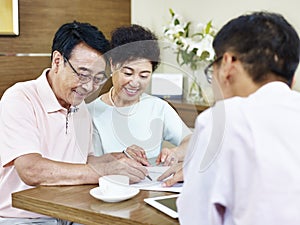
[144,194,179,218]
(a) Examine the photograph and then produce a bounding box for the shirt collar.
[36,68,66,113]
[250,81,290,99]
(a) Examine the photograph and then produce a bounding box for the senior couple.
[1,10,300,225]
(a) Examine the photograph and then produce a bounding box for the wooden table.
[12,185,179,225]
[166,99,209,128]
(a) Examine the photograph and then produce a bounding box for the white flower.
[164,24,184,37]
[194,35,215,60]
[182,37,193,52]
[163,9,217,70]
[196,22,206,31]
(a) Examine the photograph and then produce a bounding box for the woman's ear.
[109,58,114,76]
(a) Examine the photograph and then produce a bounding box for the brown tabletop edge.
[12,187,149,225]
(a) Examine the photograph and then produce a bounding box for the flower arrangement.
[163,8,217,71]
[162,9,217,105]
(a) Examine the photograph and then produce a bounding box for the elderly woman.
[87,24,192,166]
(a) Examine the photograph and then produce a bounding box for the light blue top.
[87,93,192,158]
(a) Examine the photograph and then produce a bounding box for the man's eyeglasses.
[204,56,223,84]
[63,56,108,85]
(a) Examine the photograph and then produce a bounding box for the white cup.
[98,175,130,196]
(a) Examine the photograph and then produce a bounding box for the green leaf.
[199,51,209,60]
[176,51,181,65]
[185,22,191,37]
[205,20,212,34]
[169,8,175,17]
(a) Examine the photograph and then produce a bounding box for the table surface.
[12,185,180,225]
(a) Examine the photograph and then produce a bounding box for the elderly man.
[0,21,147,225]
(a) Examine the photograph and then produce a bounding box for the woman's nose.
[129,76,140,87]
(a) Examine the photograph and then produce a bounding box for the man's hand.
[88,154,149,184]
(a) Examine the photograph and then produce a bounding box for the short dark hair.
[213,11,300,86]
[109,24,161,72]
[51,21,110,60]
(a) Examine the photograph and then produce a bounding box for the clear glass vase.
[186,77,202,104]
[184,64,214,106]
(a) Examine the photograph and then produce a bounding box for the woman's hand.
[156,134,192,166]
[124,145,150,166]
[157,162,183,187]
[155,147,179,166]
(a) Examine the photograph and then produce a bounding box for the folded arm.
[14,153,97,186]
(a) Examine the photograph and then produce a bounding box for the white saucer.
[90,187,140,203]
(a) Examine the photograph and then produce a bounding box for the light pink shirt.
[0,69,94,218]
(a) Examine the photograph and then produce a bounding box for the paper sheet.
[131,166,182,193]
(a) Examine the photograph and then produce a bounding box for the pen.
[122,149,153,181]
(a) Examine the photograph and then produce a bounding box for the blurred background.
[132,0,300,91]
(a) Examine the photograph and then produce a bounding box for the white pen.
[122,149,152,181]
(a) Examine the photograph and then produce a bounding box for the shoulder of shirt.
[85,96,112,119]
[2,79,37,100]
[195,96,247,126]
[140,93,169,105]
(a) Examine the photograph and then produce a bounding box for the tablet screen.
[144,194,179,218]
[156,197,177,212]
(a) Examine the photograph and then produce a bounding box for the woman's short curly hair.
[109,24,161,72]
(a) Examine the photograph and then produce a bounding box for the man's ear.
[218,52,236,85]
[51,51,63,71]
[291,75,296,89]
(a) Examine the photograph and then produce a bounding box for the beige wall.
[131,0,300,91]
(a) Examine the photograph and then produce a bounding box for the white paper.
[131,166,182,193]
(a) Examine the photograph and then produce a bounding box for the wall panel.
[0,56,50,97]
[0,0,131,97]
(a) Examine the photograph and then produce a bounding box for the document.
[131,166,182,193]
